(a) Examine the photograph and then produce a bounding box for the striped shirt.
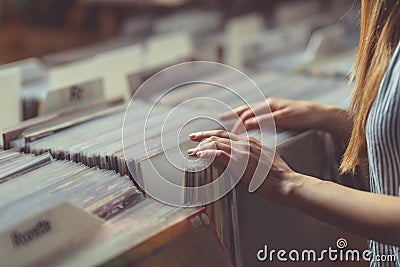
[366,41,400,267]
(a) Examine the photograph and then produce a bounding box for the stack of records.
[0,151,144,233]
[184,162,242,267]
[0,151,232,267]
[0,149,52,182]
[3,97,124,149]
[39,199,232,267]
[154,70,351,110]
[149,69,351,146]
[10,100,222,176]
[2,67,353,267]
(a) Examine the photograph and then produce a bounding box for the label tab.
[40,79,104,115]
[0,202,103,267]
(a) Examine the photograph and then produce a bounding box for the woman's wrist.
[308,103,351,137]
[264,170,308,207]
[278,171,306,206]
[283,172,330,211]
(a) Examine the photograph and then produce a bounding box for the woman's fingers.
[197,136,231,147]
[189,130,240,142]
[231,107,267,134]
[219,105,249,120]
[231,108,284,134]
[231,110,258,134]
[231,119,247,134]
[230,109,254,134]
[187,137,231,156]
[195,149,230,165]
[243,111,281,130]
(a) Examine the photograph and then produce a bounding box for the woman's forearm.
[310,104,352,139]
[281,173,400,246]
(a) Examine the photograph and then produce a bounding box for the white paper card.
[0,68,21,133]
[41,59,106,115]
[48,59,100,91]
[0,58,46,84]
[0,202,103,267]
[95,44,143,101]
[145,31,193,69]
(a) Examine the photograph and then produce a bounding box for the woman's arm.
[281,173,400,247]
[310,104,353,140]
[220,98,353,140]
[189,130,400,247]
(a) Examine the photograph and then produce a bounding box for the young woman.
[188,1,400,266]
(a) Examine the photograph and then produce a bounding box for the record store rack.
[0,4,361,266]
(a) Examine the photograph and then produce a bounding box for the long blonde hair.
[340,0,400,174]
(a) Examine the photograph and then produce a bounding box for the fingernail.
[187,149,195,154]
[196,151,202,157]
[189,133,197,139]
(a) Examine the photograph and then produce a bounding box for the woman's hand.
[187,130,298,204]
[219,98,320,134]
[219,98,351,138]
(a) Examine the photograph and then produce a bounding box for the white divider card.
[144,31,194,70]
[0,57,47,84]
[224,13,265,69]
[95,44,144,102]
[0,68,21,134]
[48,59,100,90]
[0,202,103,267]
[153,10,222,36]
[40,80,104,115]
[41,59,105,115]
